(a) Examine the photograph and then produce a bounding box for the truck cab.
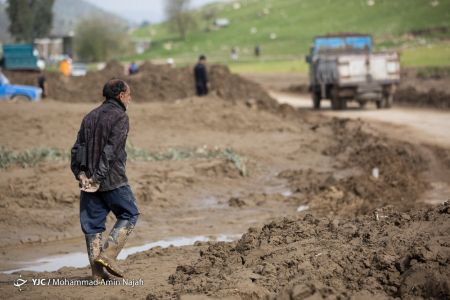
[306,34,400,110]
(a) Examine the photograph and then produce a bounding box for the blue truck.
[0,44,44,102]
[306,34,400,110]
[0,73,42,102]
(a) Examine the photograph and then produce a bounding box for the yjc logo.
[13,275,27,292]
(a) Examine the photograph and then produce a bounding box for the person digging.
[71,79,139,280]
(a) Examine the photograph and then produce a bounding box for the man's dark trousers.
[196,84,208,96]
[80,185,139,234]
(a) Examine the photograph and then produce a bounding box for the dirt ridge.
[169,202,450,299]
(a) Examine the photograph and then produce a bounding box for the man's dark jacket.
[71,98,129,192]
[194,63,208,87]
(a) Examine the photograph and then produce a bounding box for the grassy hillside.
[128,0,450,72]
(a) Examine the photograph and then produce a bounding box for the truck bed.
[313,52,400,86]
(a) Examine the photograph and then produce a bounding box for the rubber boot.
[95,219,134,278]
[85,233,111,280]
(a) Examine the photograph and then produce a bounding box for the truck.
[305,34,400,110]
[1,44,45,71]
[0,73,42,102]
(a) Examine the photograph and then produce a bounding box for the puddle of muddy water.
[422,181,450,205]
[281,190,293,197]
[199,196,227,209]
[264,184,293,197]
[3,234,241,274]
[297,205,309,212]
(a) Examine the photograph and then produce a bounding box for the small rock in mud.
[228,197,247,208]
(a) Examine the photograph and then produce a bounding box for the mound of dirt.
[395,67,450,109]
[208,65,279,111]
[168,202,450,299]
[4,61,278,110]
[278,118,428,217]
[394,87,450,109]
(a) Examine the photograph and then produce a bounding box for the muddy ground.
[0,64,449,299]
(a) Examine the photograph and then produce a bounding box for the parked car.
[0,73,42,102]
[71,63,87,77]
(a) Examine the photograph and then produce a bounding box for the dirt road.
[271,91,450,148]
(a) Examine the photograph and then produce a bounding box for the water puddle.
[281,190,293,197]
[3,234,241,274]
[296,205,310,212]
[199,196,227,209]
[422,181,450,205]
[264,184,293,198]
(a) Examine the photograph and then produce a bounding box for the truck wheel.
[383,93,393,108]
[339,99,347,110]
[10,95,31,103]
[330,87,340,110]
[312,92,321,110]
[376,100,383,109]
[331,98,339,110]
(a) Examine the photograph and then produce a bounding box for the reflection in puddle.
[261,174,292,198]
[200,196,227,208]
[3,234,241,274]
[297,205,309,212]
[264,184,293,198]
[281,190,293,197]
[422,181,450,205]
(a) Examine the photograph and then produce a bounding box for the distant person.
[59,58,72,76]
[71,79,139,280]
[166,57,175,68]
[254,45,261,57]
[230,47,238,60]
[194,55,209,96]
[128,61,138,75]
[37,71,48,98]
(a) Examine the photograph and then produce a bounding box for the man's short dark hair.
[102,78,128,100]
[199,55,206,61]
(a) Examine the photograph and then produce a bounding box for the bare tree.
[165,0,193,40]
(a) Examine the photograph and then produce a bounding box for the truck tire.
[376,100,383,109]
[339,98,347,110]
[331,98,339,110]
[312,92,321,109]
[330,87,340,110]
[383,93,393,108]
[10,94,31,103]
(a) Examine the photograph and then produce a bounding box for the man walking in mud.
[71,79,139,280]
[194,55,209,96]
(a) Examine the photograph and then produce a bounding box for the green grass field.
[401,42,450,67]
[126,0,450,73]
